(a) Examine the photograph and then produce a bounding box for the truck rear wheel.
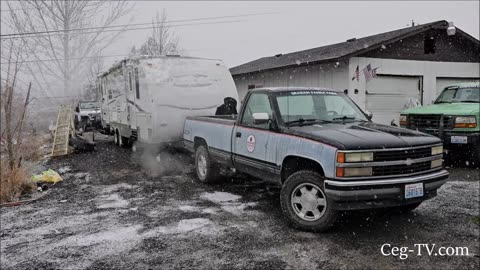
[280,170,337,232]
[195,145,220,183]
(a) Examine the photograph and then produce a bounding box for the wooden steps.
[51,105,74,157]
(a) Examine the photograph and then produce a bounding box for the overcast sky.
[104,1,479,68]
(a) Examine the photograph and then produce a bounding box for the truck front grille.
[409,114,453,130]
[372,161,432,176]
[374,146,432,162]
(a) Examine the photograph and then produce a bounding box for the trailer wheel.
[114,130,119,145]
[280,170,337,232]
[114,130,122,146]
[195,145,221,183]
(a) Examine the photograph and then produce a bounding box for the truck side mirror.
[75,106,80,113]
[365,110,373,120]
[252,112,270,125]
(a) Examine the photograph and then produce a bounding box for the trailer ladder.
[51,105,74,157]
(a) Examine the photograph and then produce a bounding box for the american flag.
[351,65,359,81]
[363,64,378,82]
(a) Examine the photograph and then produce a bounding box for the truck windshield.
[80,102,99,109]
[275,91,368,125]
[435,87,479,104]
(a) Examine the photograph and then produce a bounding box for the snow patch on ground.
[96,193,129,209]
[145,218,221,236]
[57,166,71,174]
[179,205,201,212]
[102,183,137,193]
[200,191,241,203]
[221,202,258,215]
[199,192,259,215]
[63,225,142,247]
[201,207,219,215]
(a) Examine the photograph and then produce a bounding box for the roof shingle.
[230,20,456,75]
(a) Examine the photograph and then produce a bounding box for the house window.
[135,68,140,99]
[424,35,436,54]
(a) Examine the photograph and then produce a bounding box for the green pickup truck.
[400,82,479,162]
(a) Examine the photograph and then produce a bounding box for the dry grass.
[0,162,35,203]
[0,133,48,203]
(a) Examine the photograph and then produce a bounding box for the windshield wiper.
[332,116,367,122]
[285,118,332,126]
[461,100,480,103]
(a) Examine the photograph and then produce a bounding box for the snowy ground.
[1,137,479,269]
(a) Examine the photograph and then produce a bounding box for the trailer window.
[102,79,106,95]
[135,68,140,99]
[128,72,133,91]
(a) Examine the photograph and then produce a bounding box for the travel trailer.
[97,55,238,148]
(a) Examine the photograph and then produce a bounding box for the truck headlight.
[400,115,408,126]
[454,116,477,128]
[339,152,374,162]
[431,145,443,156]
[336,167,373,177]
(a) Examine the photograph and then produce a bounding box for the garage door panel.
[366,95,409,113]
[367,76,420,95]
[366,75,422,124]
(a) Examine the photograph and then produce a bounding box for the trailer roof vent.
[275,53,283,57]
[346,38,357,42]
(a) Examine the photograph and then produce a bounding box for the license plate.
[451,136,467,144]
[405,183,424,199]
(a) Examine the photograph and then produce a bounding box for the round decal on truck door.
[246,135,256,153]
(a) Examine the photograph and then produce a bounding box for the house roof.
[230,20,479,76]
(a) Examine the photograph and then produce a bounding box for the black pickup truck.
[184,87,449,231]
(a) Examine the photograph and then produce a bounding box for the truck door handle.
[236,132,242,138]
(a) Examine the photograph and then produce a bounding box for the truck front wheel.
[195,145,221,183]
[280,170,338,232]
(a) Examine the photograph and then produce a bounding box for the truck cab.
[400,82,480,162]
[74,101,101,131]
[184,87,449,231]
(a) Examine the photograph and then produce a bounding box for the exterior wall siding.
[233,61,349,102]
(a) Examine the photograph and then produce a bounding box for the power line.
[0,19,244,40]
[0,12,276,38]
[0,54,128,65]
[1,7,39,12]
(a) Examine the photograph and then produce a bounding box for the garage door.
[365,75,422,125]
[436,77,479,96]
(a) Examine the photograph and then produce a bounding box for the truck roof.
[249,87,341,93]
[445,81,479,89]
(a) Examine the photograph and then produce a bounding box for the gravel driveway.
[1,136,479,269]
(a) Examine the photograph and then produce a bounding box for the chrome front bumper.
[324,170,449,210]
[325,170,449,187]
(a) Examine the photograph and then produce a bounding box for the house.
[230,20,480,124]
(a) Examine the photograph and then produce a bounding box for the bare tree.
[4,1,133,98]
[132,9,180,56]
[1,39,32,171]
